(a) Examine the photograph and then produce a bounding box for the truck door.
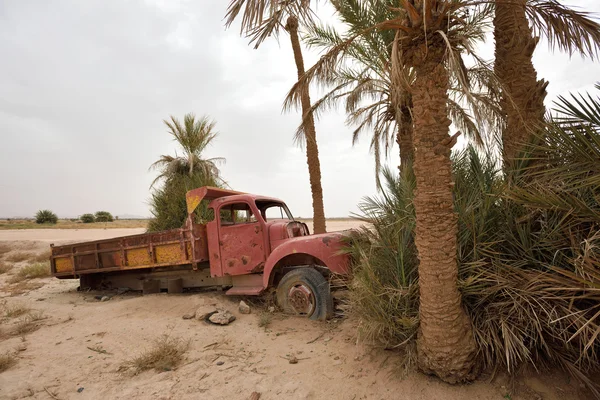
[217,202,266,275]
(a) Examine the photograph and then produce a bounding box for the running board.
[226,274,265,296]
[226,286,264,296]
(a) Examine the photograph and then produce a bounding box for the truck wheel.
[276,268,333,321]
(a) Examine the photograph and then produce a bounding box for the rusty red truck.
[50,187,350,320]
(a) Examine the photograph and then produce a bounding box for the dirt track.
[0,229,592,400]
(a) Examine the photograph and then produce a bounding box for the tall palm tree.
[493,0,600,167]
[225,0,327,234]
[150,113,225,188]
[285,1,504,382]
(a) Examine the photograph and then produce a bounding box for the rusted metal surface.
[50,225,208,278]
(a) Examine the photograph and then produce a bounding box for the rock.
[268,306,275,313]
[249,392,261,400]
[288,355,298,364]
[195,306,218,321]
[182,312,196,320]
[239,300,251,314]
[216,361,225,366]
[94,295,103,301]
[208,310,236,325]
[100,296,110,302]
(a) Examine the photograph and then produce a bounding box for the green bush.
[80,214,95,223]
[148,174,217,232]
[349,129,600,391]
[94,211,113,222]
[35,210,58,224]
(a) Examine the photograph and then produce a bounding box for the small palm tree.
[150,114,225,188]
[225,0,328,234]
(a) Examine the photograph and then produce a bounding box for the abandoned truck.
[50,187,350,320]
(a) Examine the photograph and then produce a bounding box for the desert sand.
[0,228,592,400]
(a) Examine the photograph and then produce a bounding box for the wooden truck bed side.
[50,224,209,277]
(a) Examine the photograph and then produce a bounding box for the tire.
[276,267,333,321]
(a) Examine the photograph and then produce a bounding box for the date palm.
[150,113,224,188]
[285,0,505,382]
[225,0,328,234]
[493,0,600,167]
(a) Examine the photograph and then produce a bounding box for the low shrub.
[80,214,95,223]
[35,210,58,224]
[122,334,189,374]
[94,211,113,222]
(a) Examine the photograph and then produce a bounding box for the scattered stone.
[268,306,275,313]
[182,312,196,320]
[94,295,103,301]
[100,296,110,302]
[333,356,340,360]
[36,298,46,301]
[288,355,298,364]
[77,387,84,393]
[216,361,225,366]
[239,300,251,314]
[17,344,27,352]
[323,337,332,342]
[249,392,261,400]
[195,306,218,321]
[209,310,236,325]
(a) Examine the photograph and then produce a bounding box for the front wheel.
[276,268,333,321]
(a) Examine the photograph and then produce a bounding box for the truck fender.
[262,233,349,289]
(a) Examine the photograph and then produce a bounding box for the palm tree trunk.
[408,44,477,383]
[286,16,327,234]
[396,101,414,172]
[494,0,548,167]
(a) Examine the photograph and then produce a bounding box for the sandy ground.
[0,230,593,400]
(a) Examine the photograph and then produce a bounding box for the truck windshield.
[255,200,293,222]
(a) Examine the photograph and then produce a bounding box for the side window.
[220,203,256,225]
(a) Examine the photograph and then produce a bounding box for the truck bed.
[50,225,208,278]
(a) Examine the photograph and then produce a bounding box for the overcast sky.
[1,1,599,219]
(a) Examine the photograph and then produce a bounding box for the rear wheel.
[276,268,333,321]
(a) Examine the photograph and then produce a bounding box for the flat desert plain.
[0,222,593,399]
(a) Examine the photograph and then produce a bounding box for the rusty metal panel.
[155,243,183,264]
[127,248,152,266]
[50,225,210,278]
[55,257,73,273]
[219,222,265,276]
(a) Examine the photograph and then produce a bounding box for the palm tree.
[285,0,504,382]
[225,0,327,234]
[493,0,600,167]
[301,0,501,182]
[150,113,225,188]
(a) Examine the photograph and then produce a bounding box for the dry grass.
[8,281,44,296]
[32,250,51,263]
[122,335,189,374]
[0,352,17,373]
[4,303,31,318]
[0,242,12,257]
[13,312,44,336]
[258,312,272,328]
[5,252,34,263]
[8,262,51,283]
[0,219,148,230]
[0,262,12,275]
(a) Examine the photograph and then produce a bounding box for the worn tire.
[276,267,333,321]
